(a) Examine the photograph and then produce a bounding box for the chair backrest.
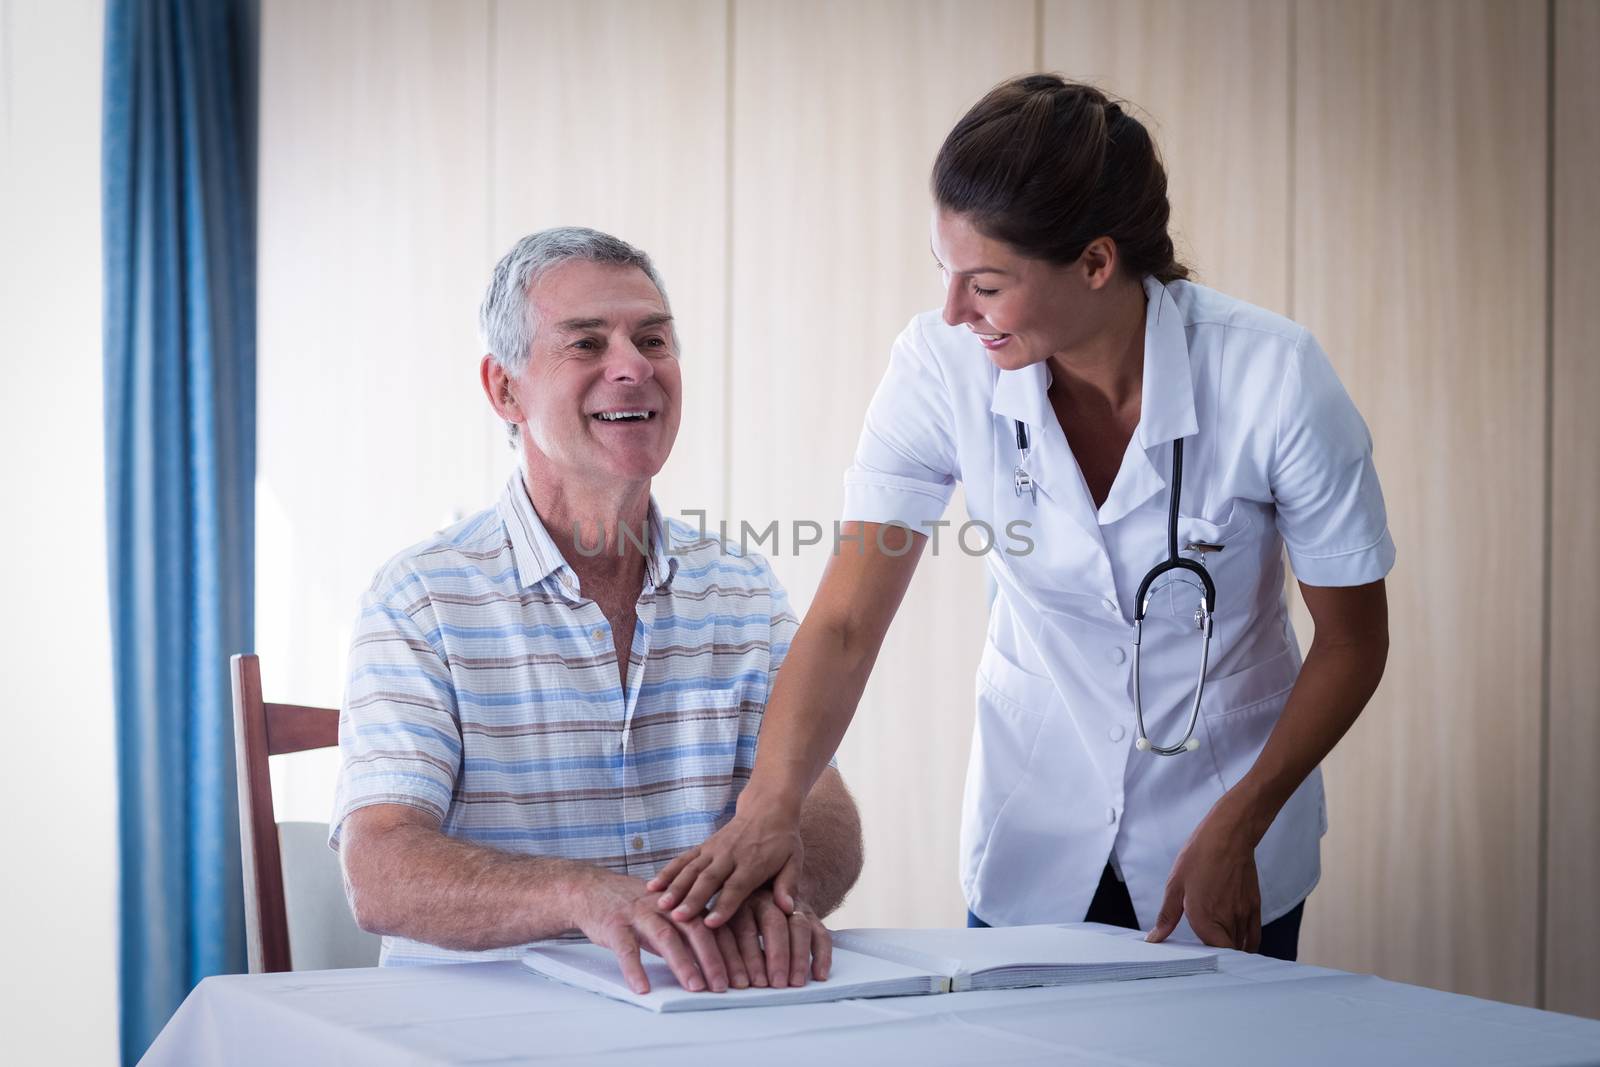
[231,653,377,972]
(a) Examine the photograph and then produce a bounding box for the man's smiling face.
[509,259,682,487]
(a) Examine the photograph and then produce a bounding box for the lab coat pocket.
[1178,505,1255,551]
[1159,502,1258,621]
[962,642,1055,891]
[1197,645,1300,790]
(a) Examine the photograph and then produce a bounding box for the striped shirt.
[330,473,798,966]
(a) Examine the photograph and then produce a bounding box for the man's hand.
[724,888,833,988]
[570,870,754,994]
[648,792,805,927]
[1145,801,1263,952]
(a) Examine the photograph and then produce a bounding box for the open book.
[832,926,1216,992]
[522,925,1216,1012]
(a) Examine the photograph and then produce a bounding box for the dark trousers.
[967,863,1306,962]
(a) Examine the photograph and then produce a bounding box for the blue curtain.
[103,1,257,1061]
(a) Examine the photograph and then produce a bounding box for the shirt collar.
[496,473,677,597]
[988,275,1197,448]
[641,505,677,591]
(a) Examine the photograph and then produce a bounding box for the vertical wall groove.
[484,0,498,497]
[1033,0,1043,70]
[1536,0,1556,1013]
[485,0,496,262]
[720,0,735,523]
[1285,0,1296,319]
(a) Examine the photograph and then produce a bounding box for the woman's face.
[930,208,1116,371]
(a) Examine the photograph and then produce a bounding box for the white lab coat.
[841,277,1395,938]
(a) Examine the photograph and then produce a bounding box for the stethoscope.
[1013,419,1216,757]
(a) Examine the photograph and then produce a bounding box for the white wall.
[254,0,504,823]
[0,0,118,1061]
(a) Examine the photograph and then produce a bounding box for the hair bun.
[932,76,1190,285]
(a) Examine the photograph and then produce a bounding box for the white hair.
[479,226,671,377]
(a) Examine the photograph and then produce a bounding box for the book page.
[523,942,944,1012]
[833,925,1216,977]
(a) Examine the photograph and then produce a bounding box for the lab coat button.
[1102,598,1118,613]
[1109,724,1126,742]
[1106,806,1118,825]
[1108,647,1127,665]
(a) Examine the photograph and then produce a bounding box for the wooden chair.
[231,652,376,973]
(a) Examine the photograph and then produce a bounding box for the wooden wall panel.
[1547,0,1600,1021]
[728,0,1034,928]
[256,0,493,815]
[1042,0,1292,313]
[1292,0,1547,1006]
[490,0,728,519]
[253,2,1597,1003]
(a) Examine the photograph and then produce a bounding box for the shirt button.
[631,836,644,851]
[1102,598,1118,613]
[1106,806,1118,825]
[592,627,607,641]
[1108,647,1127,665]
[1109,724,1126,742]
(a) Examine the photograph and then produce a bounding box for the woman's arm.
[650,522,926,926]
[1147,578,1390,949]
[1228,579,1391,839]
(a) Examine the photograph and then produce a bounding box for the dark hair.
[932,74,1190,284]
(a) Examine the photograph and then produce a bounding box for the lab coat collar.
[986,278,1197,530]
[1135,276,1198,449]
[987,277,1196,448]
[1094,279,1199,526]
[989,358,1052,429]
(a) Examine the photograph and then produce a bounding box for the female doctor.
[653,74,1393,960]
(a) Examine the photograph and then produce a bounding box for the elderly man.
[332,227,863,995]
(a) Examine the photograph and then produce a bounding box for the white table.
[142,924,1600,1066]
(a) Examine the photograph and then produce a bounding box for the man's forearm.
[793,769,864,917]
[342,815,605,951]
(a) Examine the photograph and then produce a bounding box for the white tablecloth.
[142,924,1600,1066]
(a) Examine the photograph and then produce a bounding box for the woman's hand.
[1145,800,1263,952]
[1146,580,1388,953]
[648,789,806,928]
